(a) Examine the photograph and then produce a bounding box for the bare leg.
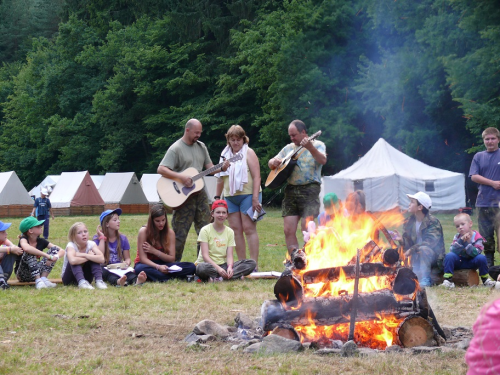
[283,215,300,254]
[241,212,259,268]
[228,212,246,260]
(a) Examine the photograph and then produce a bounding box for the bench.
[7,278,63,286]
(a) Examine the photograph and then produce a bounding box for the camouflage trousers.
[282,183,321,218]
[477,207,500,264]
[172,190,211,262]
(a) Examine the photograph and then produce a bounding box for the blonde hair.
[482,127,500,139]
[68,222,86,243]
[454,213,472,223]
[346,190,366,213]
[225,125,249,145]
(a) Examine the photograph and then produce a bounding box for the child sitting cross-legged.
[441,213,496,288]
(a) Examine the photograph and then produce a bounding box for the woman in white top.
[215,125,261,270]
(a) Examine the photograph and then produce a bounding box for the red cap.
[211,199,228,211]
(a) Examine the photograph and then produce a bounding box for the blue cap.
[0,221,12,231]
[100,208,122,225]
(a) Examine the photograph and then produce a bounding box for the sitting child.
[61,222,106,289]
[317,192,340,226]
[441,213,495,288]
[393,192,445,287]
[0,221,23,289]
[196,200,256,282]
[16,216,64,289]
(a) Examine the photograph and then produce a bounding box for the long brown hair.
[145,204,170,252]
[101,213,123,265]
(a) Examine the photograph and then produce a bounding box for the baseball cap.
[100,208,122,225]
[211,199,228,211]
[0,221,12,231]
[407,192,432,210]
[323,193,340,209]
[19,216,45,233]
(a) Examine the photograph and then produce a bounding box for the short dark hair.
[417,200,429,216]
[290,119,307,133]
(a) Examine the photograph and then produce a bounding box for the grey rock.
[341,340,359,357]
[243,343,262,353]
[199,334,217,342]
[454,338,471,351]
[441,326,452,340]
[193,320,230,338]
[184,332,200,343]
[314,349,342,356]
[385,345,403,353]
[235,313,256,329]
[227,326,238,333]
[411,346,442,354]
[260,334,303,354]
[186,342,209,350]
[230,344,240,351]
[330,340,344,349]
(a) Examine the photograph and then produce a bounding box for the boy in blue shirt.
[31,187,55,239]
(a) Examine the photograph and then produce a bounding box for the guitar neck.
[290,130,322,158]
[191,163,223,182]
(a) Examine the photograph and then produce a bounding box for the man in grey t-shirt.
[469,127,500,268]
[157,119,229,261]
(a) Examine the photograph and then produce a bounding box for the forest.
[0,0,498,203]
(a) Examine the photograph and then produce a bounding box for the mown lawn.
[0,209,497,374]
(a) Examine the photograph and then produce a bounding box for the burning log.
[262,289,416,331]
[274,270,303,308]
[397,316,435,347]
[290,248,307,270]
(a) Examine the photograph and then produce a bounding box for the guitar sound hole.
[173,182,180,194]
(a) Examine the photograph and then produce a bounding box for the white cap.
[407,192,432,210]
[41,187,48,196]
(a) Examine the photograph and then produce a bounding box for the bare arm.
[225,246,234,279]
[247,148,262,211]
[302,139,327,165]
[20,238,51,259]
[268,157,282,170]
[216,177,224,197]
[66,245,89,265]
[471,174,500,190]
[0,239,23,256]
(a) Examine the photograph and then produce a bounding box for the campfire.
[261,211,445,350]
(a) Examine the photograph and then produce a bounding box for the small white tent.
[322,138,465,212]
[29,175,60,198]
[0,171,39,217]
[99,172,149,213]
[140,174,161,204]
[90,175,105,189]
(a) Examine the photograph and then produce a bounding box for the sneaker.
[43,278,57,288]
[440,279,455,289]
[78,280,94,290]
[0,278,9,290]
[483,279,496,288]
[95,280,108,289]
[35,279,47,289]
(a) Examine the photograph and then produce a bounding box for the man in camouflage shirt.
[394,192,445,287]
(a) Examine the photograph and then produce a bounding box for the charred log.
[382,248,400,266]
[393,268,418,295]
[262,289,416,331]
[274,269,303,308]
[302,262,397,284]
[291,248,307,270]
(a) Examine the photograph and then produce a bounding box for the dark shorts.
[282,183,321,218]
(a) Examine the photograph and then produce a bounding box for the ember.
[261,211,445,350]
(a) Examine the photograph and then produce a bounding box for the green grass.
[0,210,496,374]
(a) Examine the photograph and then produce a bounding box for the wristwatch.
[214,196,220,200]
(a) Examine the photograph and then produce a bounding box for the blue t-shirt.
[93,234,130,264]
[469,148,500,207]
[34,197,51,217]
[317,212,333,226]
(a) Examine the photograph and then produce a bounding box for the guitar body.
[265,158,297,189]
[157,167,205,209]
[265,130,322,190]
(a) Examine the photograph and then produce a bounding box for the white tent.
[99,172,148,204]
[29,175,60,198]
[90,175,105,189]
[321,138,465,212]
[140,174,161,204]
[50,171,105,208]
[0,171,33,205]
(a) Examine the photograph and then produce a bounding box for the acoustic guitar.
[157,153,243,208]
[265,130,322,189]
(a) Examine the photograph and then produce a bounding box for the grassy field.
[0,209,498,374]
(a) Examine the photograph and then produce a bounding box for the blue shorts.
[225,193,262,214]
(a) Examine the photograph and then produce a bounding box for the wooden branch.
[302,262,397,284]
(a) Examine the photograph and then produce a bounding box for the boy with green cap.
[317,193,341,226]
